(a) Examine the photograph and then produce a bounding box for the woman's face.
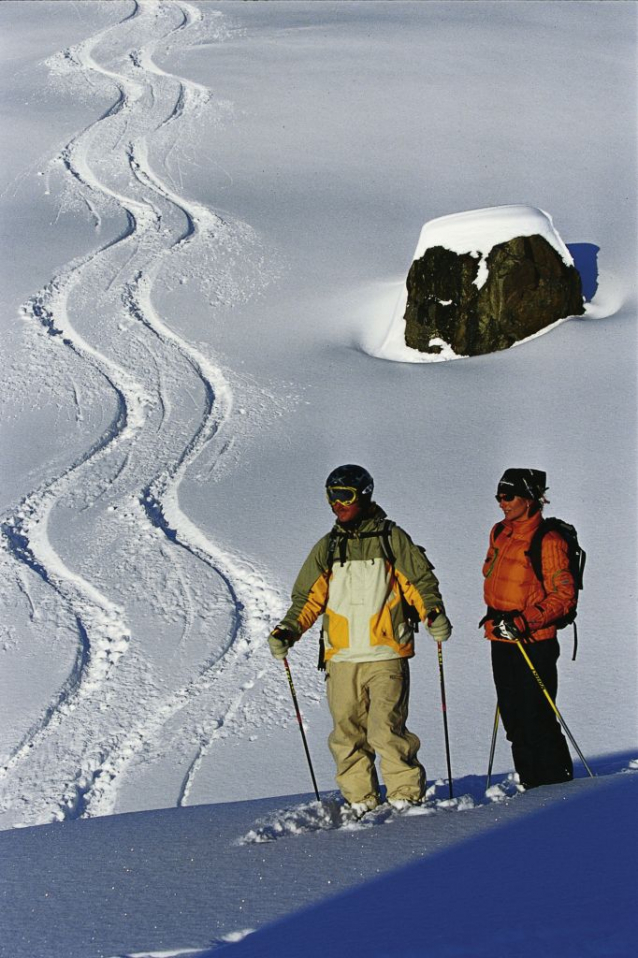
[497,494,533,522]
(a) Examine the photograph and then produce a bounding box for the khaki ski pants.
[325,658,425,805]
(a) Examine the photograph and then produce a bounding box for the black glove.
[492,612,528,641]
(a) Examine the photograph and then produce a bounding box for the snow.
[2,769,636,958]
[0,0,636,956]
[224,774,638,958]
[412,205,575,269]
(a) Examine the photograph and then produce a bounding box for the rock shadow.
[567,243,600,302]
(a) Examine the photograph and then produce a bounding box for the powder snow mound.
[236,770,544,845]
[368,204,576,364]
[237,784,480,844]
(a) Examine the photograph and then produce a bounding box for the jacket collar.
[333,503,387,535]
[501,511,543,538]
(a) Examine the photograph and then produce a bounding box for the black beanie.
[497,468,547,501]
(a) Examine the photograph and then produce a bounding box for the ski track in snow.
[0,0,299,828]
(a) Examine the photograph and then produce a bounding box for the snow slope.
[0,0,636,953]
[222,773,638,958]
[1,768,636,958]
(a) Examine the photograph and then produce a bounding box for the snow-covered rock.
[397,205,585,358]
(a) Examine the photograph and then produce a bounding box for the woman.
[482,468,574,789]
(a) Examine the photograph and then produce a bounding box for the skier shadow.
[451,749,637,805]
[273,751,637,814]
[585,749,638,777]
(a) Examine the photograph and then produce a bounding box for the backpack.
[494,516,586,660]
[319,519,427,669]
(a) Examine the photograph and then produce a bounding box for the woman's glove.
[492,612,528,641]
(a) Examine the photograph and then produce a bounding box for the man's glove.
[268,628,298,660]
[425,609,452,643]
[492,612,528,641]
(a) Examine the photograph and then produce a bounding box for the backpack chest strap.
[326,519,396,570]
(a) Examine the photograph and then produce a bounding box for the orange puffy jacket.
[482,512,576,642]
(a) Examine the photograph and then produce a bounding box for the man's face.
[330,498,363,524]
[497,494,533,522]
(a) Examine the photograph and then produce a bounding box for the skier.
[482,468,574,789]
[269,464,452,816]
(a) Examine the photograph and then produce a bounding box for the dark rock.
[404,234,585,357]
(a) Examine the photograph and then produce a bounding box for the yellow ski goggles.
[326,485,359,506]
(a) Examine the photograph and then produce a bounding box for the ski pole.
[486,704,500,791]
[283,657,321,801]
[436,642,454,799]
[515,641,594,778]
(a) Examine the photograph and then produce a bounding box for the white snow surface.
[412,205,574,267]
[0,1,636,956]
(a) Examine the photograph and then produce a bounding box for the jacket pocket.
[323,609,350,649]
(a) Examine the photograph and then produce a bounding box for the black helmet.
[497,468,547,501]
[326,464,374,503]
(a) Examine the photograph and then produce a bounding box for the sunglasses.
[326,485,359,506]
[495,493,517,502]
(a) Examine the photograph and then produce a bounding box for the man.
[482,467,574,789]
[269,464,452,815]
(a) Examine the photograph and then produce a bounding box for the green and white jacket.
[276,505,445,663]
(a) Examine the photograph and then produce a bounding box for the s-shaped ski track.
[0,0,312,828]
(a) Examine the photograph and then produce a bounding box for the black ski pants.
[491,638,573,789]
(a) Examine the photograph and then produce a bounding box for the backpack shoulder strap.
[378,520,423,631]
[492,521,506,544]
[378,519,396,566]
[526,519,548,584]
[326,529,341,572]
